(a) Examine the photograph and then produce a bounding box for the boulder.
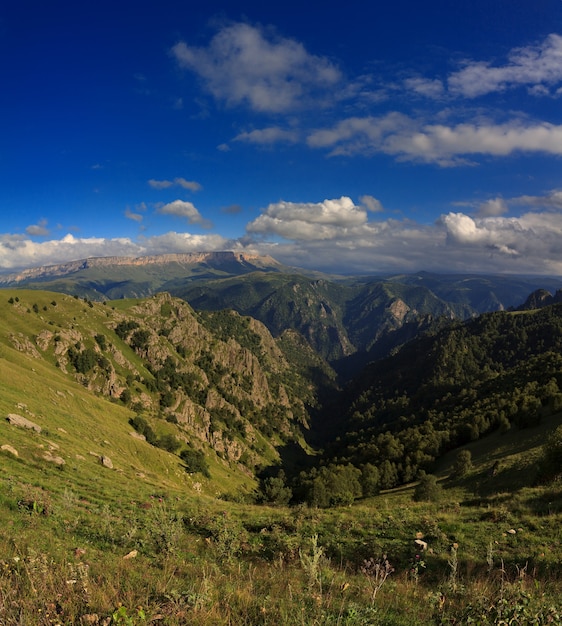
[123,550,138,559]
[6,413,41,433]
[42,451,65,466]
[1,444,19,457]
[100,455,113,469]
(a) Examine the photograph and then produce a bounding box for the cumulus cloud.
[0,234,141,271]
[148,177,202,191]
[439,210,562,269]
[307,114,562,164]
[448,33,562,98]
[137,232,232,255]
[242,195,562,275]
[246,197,369,241]
[156,200,212,228]
[3,203,562,276]
[171,22,341,113]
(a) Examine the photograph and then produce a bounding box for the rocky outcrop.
[1,289,312,474]
[518,288,562,311]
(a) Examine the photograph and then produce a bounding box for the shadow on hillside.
[257,440,317,481]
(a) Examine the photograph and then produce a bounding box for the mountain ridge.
[0,251,285,284]
[2,252,561,375]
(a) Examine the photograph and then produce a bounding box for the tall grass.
[0,477,560,625]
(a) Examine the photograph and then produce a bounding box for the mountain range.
[2,252,561,372]
[2,252,562,622]
[1,253,562,501]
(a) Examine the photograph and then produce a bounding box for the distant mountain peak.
[517,288,562,311]
[0,251,283,284]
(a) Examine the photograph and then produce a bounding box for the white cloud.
[448,33,562,98]
[171,22,341,113]
[148,178,202,191]
[0,234,141,271]
[440,210,562,268]
[510,189,562,210]
[307,114,562,164]
[242,196,562,275]
[476,198,509,217]
[137,232,232,255]
[3,203,562,276]
[0,232,232,272]
[404,77,445,98]
[156,200,212,228]
[247,197,369,241]
[233,127,300,145]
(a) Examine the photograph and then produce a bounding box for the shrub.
[452,449,472,477]
[259,471,292,505]
[360,463,381,497]
[413,472,442,502]
[129,415,158,445]
[156,433,180,453]
[535,425,562,484]
[180,448,210,477]
[94,333,107,350]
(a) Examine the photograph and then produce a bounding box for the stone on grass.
[6,413,41,433]
[1,444,19,457]
[99,455,113,469]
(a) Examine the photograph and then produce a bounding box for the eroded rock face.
[388,299,410,322]
[9,334,40,358]
[6,413,42,433]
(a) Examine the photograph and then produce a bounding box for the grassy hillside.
[0,290,318,501]
[0,289,561,624]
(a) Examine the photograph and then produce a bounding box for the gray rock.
[6,413,41,433]
[100,455,113,469]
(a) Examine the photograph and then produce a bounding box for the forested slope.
[283,304,562,505]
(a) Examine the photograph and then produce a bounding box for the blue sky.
[2,0,562,275]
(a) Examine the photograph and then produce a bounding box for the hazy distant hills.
[1,252,561,369]
[0,252,294,298]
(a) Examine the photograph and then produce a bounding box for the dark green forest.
[267,304,562,506]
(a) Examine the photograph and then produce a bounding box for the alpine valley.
[0,252,561,625]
